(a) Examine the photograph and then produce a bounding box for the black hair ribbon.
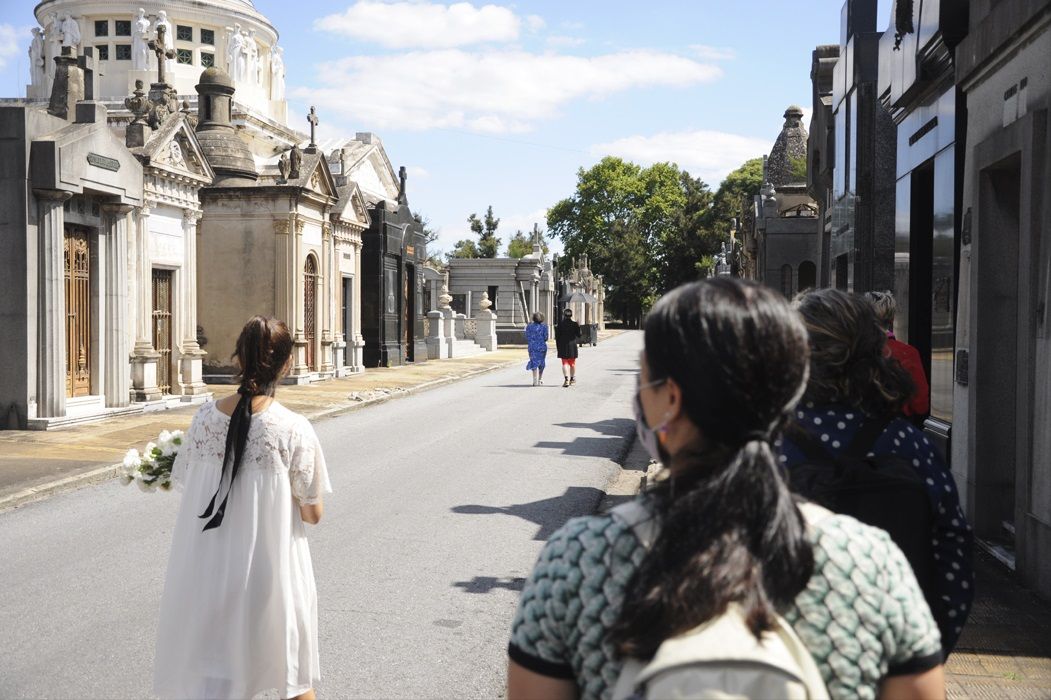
[199,389,254,531]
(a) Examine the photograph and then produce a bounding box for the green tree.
[507,224,550,258]
[547,157,682,326]
[659,171,717,291]
[467,205,501,258]
[506,230,532,258]
[446,239,479,261]
[711,157,764,232]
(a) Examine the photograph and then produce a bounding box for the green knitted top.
[508,498,943,700]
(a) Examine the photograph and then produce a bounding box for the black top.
[555,319,580,359]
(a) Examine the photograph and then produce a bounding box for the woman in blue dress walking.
[525,312,548,386]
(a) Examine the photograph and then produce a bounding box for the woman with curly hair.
[784,288,973,656]
[508,279,945,700]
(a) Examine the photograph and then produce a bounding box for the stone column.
[34,189,72,418]
[131,204,161,402]
[319,221,334,375]
[291,216,308,375]
[101,203,133,407]
[179,209,208,398]
[425,310,447,359]
[352,236,365,370]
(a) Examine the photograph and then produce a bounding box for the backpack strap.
[843,415,894,459]
[610,499,659,549]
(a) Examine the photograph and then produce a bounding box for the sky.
[0,0,895,256]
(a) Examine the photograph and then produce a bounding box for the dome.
[197,67,234,90]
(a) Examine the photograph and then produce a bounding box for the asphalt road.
[0,331,642,699]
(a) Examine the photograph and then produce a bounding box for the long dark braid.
[608,278,814,659]
[199,316,293,531]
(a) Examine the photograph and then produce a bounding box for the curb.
[0,358,521,515]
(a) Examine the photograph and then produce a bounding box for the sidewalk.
[0,347,525,511]
[946,550,1051,698]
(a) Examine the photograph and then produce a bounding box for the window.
[200,28,215,45]
[780,265,794,298]
[200,52,214,68]
[176,25,193,42]
[96,45,109,61]
[94,20,108,37]
[115,44,131,60]
[798,261,817,291]
[115,20,131,36]
[176,48,192,65]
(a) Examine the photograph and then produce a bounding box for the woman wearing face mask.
[507,279,945,700]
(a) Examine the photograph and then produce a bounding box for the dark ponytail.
[199,316,293,531]
[608,279,814,659]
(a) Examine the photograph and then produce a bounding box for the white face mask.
[634,379,670,464]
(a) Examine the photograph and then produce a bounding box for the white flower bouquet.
[120,429,184,492]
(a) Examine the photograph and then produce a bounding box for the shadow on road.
[451,486,604,541]
[452,576,527,594]
[533,417,634,460]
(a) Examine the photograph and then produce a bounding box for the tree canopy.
[547,155,763,325]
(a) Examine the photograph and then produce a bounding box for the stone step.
[448,339,486,357]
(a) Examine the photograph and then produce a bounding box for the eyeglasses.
[636,376,667,398]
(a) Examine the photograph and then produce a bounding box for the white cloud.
[0,24,24,73]
[498,208,548,236]
[295,49,721,133]
[525,14,546,32]
[591,129,772,186]
[315,1,524,49]
[689,44,736,61]
[546,35,586,48]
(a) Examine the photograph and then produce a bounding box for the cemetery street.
[0,332,642,699]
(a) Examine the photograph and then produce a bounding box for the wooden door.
[304,255,318,370]
[64,227,92,397]
[152,269,173,394]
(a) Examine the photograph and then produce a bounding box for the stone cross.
[307,106,319,149]
[148,25,175,85]
[397,166,408,205]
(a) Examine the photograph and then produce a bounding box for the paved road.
[0,331,642,699]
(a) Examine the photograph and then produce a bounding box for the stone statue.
[277,151,290,181]
[246,29,260,84]
[28,27,45,90]
[43,12,60,83]
[288,144,302,179]
[225,24,244,80]
[169,140,186,167]
[270,46,285,100]
[59,14,81,51]
[131,8,151,71]
[152,11,175,77]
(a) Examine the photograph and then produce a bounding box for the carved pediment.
[144,116,213,182]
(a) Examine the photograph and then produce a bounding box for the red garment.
[886,337,929,416]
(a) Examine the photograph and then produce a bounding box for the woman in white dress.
[154,316,331,700]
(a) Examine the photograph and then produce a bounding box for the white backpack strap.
[610,499,659,549]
